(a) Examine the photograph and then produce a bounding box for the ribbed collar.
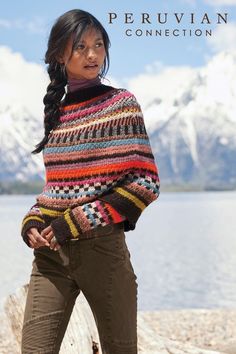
[67,76,102,92]
[62,84,115,106]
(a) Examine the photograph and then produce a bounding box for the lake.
[0,191,236,311]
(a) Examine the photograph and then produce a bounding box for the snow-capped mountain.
[0,103,44,182]
[130,50,236,189]
[0,45,48,184]
[150,108,236,188]
[0,48,236,189]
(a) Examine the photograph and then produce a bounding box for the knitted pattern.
[21,85,160,246]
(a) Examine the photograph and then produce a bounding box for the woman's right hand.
[27,227,50,249]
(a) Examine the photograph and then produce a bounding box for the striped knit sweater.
[21,84,160,246]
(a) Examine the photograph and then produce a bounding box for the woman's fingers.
[41,225,52,239]
[41,226,57,244]
[27,234,41,248]
[27,228,50,248]
[45,230,54,243]
[54,243,61,251]
[28,239,35,249]
[49,236,61,251]
[27,227,61,251]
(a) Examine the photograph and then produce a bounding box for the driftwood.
[2,284,224,354]
[3,284,100,354]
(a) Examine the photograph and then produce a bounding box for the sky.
[0,0,236,129]
[1,0,236,80]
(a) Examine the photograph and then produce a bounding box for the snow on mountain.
[0,46,48,183]
[0,103,44,182]
[0,46,236,188]
[127,50,236,188]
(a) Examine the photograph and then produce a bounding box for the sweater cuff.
[50,210,79,246]
[21,217,45,247]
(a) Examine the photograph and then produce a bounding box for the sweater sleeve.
[21,203,46,247]
[50,91,160,245]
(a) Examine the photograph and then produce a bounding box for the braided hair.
[32,9,110,154]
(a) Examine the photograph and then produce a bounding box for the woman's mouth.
[84,64,98,70]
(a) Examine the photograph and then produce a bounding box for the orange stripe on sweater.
[46,161,157,180]
[105,203,124,223]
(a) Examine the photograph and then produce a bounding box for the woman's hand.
[41,225,61,251]
[27,227,50,249]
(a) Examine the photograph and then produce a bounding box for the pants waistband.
[70,221,124,242]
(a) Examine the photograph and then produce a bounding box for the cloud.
[114,49,236,131]
[124,65,196,130]
[0,17,46,34]
[206,22,236,52]
[0,19,11,29]
[102,76,121,88]
[144,61,165,75]
[0,46,48,118]
[1,44,236,138]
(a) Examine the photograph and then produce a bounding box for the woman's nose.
[86,47,96,60]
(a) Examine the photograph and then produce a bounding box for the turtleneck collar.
[62,83,115,106]
[67,76,102,93]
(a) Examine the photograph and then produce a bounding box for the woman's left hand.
[41,226,61,251]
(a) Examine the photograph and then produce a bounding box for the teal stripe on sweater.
[82,203,97,227]
[44,138,150,154]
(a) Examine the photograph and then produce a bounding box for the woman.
[21,8,160,354]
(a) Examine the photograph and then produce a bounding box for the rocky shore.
[138,309,236,353]
[1,285,236,353]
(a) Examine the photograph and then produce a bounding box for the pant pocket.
[91,230,126,261]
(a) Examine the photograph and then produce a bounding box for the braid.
[32,9,111,154]
[32,62,67,154]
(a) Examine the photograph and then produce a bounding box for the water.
[0,192,236,311]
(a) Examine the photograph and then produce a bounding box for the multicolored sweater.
[21,84,160,246]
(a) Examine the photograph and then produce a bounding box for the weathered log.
[3,284,101,354]
[2,284,224,354]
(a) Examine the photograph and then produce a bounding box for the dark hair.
[32,9,110,154]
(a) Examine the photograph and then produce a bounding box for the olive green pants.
[21,222,138,354]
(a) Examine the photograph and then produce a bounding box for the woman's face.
[60,27,106,80]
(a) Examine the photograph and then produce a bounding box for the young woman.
[21,9,160,354]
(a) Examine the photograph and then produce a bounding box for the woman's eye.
[76,44,85,50]
[96,42,104,47]
[75,42,104,52]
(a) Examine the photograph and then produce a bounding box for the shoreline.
[2,299,236,353]
[138,308,236,353]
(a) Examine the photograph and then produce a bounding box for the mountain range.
[135,50,236,190]
[0,50,236,191]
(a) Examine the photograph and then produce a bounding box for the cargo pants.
[21,221,138,354]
